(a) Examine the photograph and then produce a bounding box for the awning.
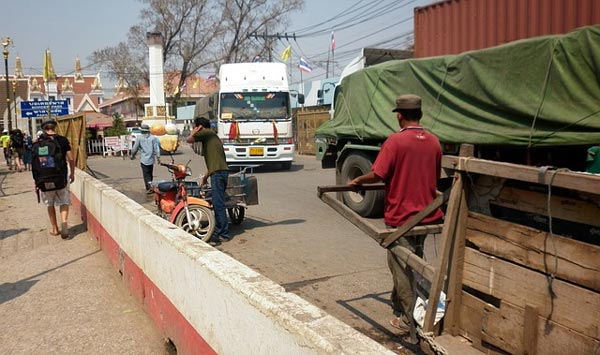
[86,116,113,129]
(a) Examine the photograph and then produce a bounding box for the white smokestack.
[147,32,165,106]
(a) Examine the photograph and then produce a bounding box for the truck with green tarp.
[315,25,600,217]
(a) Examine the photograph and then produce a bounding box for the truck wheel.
[281,161,292,170]
[340,153,384,217]
[228,206,245,225]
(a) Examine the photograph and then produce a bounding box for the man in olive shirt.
[186,116,230,244]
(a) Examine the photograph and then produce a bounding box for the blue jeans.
[210,170,229,239]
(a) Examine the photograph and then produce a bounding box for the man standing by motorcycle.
[186,116,230,245]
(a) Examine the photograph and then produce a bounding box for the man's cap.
[140,124,150,132]
[392,94,422,112]
[41,119,57,128]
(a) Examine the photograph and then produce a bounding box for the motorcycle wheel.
[174,205,215,242]
[228,206,245,225]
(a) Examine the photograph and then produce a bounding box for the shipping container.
[414,0,600,58]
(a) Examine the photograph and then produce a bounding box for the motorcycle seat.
[157,181,178,192]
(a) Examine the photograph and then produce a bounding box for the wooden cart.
[318,144,600,355]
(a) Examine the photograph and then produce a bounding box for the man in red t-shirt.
[349,94,444,333]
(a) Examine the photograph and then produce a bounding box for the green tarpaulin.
[316,25,600,147]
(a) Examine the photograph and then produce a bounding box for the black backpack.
[31,134,68,192]
[10,129,23,148]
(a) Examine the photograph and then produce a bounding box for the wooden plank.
[459,292,600,355]
[316,183,385,196]
[381,189,448,248]
[388,244,435,283]
[319,191,383,242]
[523,305,538,355]
[490,186,600,227]
[431,334,483,355]
[463,248,600,338]
[466,212,600,292]
[442,155,600,195]
[423,173,464,332]
[444,180,469,336]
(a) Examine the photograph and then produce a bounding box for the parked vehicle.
[194,62,304,170]
[127,127,142,149]
[151,160,215,241]
[315,26,600,217]
[151,159,259,241]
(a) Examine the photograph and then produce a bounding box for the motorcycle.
[150,160,216,241]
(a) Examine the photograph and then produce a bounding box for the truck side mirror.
[317,90,323,98]
[298,94,305,105]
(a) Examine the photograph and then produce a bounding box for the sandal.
[49,230,60,236]
[60,222,69,239]
[389,316,411,333]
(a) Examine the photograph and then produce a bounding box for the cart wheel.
[228,206,245,224]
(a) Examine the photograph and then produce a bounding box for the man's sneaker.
[218,236,232,242]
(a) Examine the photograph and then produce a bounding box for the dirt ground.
[0,165,169,354]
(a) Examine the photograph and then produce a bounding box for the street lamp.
[2,37,12,131]
[11,80,18,131]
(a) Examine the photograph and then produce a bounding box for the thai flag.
[298,57,313,73]
[331,32,336,52]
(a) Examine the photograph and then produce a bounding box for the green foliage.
[104,113,128,137]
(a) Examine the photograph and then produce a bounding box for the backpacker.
[10,129,23,149]
[31,134,67,192]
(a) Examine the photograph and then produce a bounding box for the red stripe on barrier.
[71,194,216,355]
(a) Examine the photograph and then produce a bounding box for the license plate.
[249,147,264,156]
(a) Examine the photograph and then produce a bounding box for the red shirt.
[372,126,444,227]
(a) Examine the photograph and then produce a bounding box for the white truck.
[196,62,302,170]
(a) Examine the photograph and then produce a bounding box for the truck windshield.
[220,92,289,120]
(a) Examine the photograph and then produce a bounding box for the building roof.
[100,72,218,108]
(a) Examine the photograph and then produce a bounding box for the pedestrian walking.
[32,119,76,239]
[22,131,33,171]
[349,94,444,334]
[130,124,161,194]
[186,116,230,245]
[1,129,11,169]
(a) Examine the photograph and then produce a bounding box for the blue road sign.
[20,100,69,118]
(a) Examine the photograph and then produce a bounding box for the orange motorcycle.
[150,160,215,241]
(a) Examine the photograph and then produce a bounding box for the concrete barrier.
[70,169,393,354]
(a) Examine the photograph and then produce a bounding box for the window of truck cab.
[219,92,290,120]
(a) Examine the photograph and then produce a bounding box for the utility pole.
[248,32,296,62]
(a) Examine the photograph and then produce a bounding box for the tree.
[90,0,304,102]
[104,113,128,137]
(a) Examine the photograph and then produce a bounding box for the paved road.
[87,145,437,354]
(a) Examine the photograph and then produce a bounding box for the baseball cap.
[140,124,150,132]
[41,119,57,128]
[392,94,422,112]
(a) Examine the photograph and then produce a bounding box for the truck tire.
[340,153,384,217]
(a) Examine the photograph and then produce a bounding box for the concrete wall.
[70,169,393,355]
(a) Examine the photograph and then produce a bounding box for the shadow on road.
[231,217,306,233]
[0,228,28,241]
[337,291,422,353]
[0,249,101,305]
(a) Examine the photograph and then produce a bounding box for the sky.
[2,0,435,96]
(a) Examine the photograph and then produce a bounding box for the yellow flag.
[43,50,56,82]
[280,45,291,62]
